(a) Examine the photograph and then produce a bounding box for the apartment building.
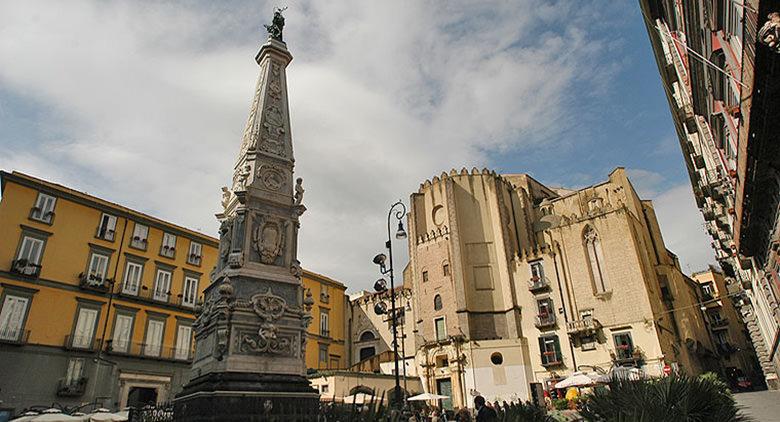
[640,0,780,387]
[302,270,348,371]
[0,171,218,414]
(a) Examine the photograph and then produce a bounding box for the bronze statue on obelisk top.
[175,9,320,421]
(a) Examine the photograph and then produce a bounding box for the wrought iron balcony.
[105,340,194,362]
[64,335,102,352]
[709,318,729,330]
[528,276,550,293]
[187,253,202,266]
[566,318,602,336]
[0,329,30,345]
[78,273,112,292]
[534,314,556,329]
[130,237,148,250]
[57,377,87,397]
[160,246,176,258]
[611,346,644,367]
[540,351,563,367]
[10,259,42,278]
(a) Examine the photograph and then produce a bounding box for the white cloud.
[0,0,621,290]
[650,184,717,274]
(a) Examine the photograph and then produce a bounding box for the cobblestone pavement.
[734,390,780,421]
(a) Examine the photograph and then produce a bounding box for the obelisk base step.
[174,372,319,422]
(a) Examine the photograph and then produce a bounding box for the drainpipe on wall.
[90,214,128,408]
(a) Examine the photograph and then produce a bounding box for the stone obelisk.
[174,10,319,421]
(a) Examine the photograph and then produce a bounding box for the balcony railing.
[105,340,194,362]
[57,377,87,397]
[64,335,102,351]
[611,346,643,367]
[0,329,30,345]
[535,314,556,329]
[10,259,42,278]
[78,273,112,293]
[566,318,602,336]
[528,276,550,293]
[186,254,202,266]
[709,318,729,330]
[160,246,176,259]
[117,287,198,310]
[130,237,148,250]
[541,351,562,367]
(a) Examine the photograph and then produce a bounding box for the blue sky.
[0,1,714,289]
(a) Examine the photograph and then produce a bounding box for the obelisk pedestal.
[174,11,319,421]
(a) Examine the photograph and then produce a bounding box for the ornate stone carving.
[759,12,780,53]
[260,136,285,157]
[251,288,287,322]
[233,163,252,191]
[294,178,304,205]
[258,164,285,191]
[221,187,232,210]
[265,105,284,127]
[240,333,293,355]
[252,217,286,264]
[218,217,233,264]
[290,259,302,279]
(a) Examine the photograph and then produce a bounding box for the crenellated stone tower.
[174,10,319,421]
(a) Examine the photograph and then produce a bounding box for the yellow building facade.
[302,270,348,372]
[0,171,218,413]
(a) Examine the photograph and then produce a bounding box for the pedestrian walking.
[474,396,497,422]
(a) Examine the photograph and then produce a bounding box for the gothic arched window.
[584,226,610,294]
[433,294,443,311]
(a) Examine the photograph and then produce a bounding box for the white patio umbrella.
[10,411,39,422]
[596,366,643,383]
[554,371,600,389]
[29,409,82,421]
[88,409,128,422]
[407,392,450,401]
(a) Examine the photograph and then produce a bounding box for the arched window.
[433,294,443,311]
[359,331,376,342]
[584,226,610,294]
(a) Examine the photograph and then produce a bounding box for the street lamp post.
[372,200,407,411]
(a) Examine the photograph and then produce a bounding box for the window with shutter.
[175,324,192,360]
[97,214,117,241]
[0,295,30,341]
[182,277,198,307]
[187,241,202,265]
[112,314,134,353]
[144,319,165,357]
[435,317,446,341]
[320,312,329,336]
[30,192,57,223]
[131,223,149,249]
[160,233,177,258]
[87,253,109,283]
[153,270,172,302]
[66,358,85,384]
[72,308,98,349]
[17,236,44,265]
[122,262,143,295]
